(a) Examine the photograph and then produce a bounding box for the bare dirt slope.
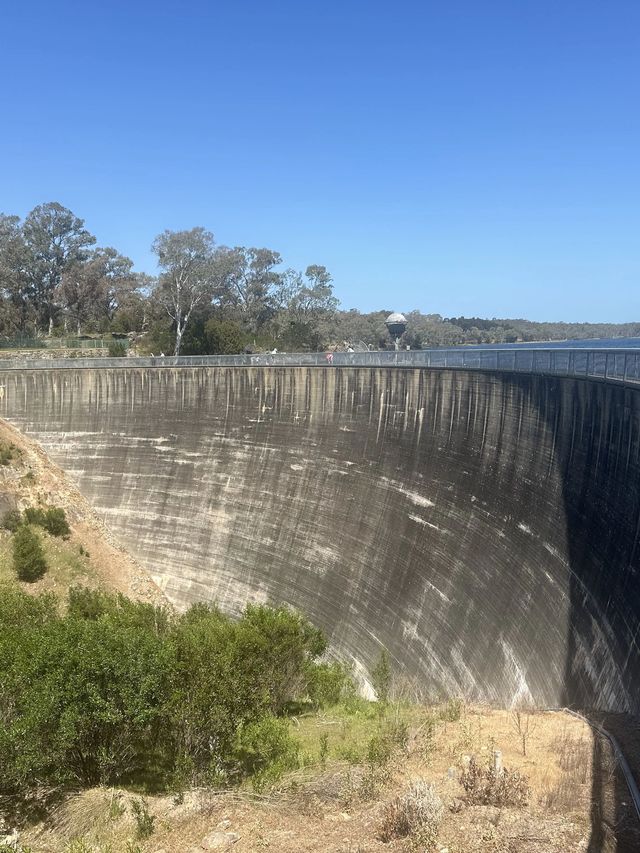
[0,417,166,605]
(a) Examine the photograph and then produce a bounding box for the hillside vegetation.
[0,561,605,853]
[0,420,163,605]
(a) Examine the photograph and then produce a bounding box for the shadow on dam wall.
[1,364,640,845]
[551,377,640,850]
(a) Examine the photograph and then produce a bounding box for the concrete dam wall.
[2,365,640,713]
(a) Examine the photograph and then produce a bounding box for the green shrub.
[24,505,70,537]
[238,604,327,714]
[13,525,47,582]
[0,590,332,799]
[306,660,353,709]
[166,603,323,784]
[367,717,408,767]
[337,742,366,764]
[204,318,245,355]
[23,506,47,527]
[130,797,155,839]
[338,693,380,719]
[107,341,128,358]
[4,599,170,788]
[64,841,93,853]
[439,697,463,722]
[0,441,19,466]
[372,649,392,704]
[2,508,22,532]
[319,733,329,765]
[68,586,117,620]
[367,730,395,767]
[42,507,70,537]
[234,715,298,788]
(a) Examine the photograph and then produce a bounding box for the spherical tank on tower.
[385,312,407,346]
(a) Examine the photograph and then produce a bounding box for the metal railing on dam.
[4,347,640,386]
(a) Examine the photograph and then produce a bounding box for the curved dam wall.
[1,365,639,713]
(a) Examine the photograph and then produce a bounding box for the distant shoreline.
[457,336,640,349]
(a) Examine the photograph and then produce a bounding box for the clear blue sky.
[1,0,638,322]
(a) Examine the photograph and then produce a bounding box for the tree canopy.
[1,200,637,353]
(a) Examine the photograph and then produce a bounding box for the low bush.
[357,763,392,802]
[2,508,22,532]
[319,733,329,765]
[371,649,392,704]
[203,318,245,355]
[379,779,443,848]
[42,507,70,538]
[12,525,47,582]
[337,713,410,806]
[306,660,353,709]
[0,441,19,466]
[439,697,464,722]
[130,798,155,839]
[234,715,299,784]
[0,590,346,799]
[107,341,128,358]
[367,717,408,767]
[23,507,46,527]
[23,506,70,538]
[337,743,366,764]
[460,756,530,807]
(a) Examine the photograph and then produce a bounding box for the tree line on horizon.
[1,201,638,355]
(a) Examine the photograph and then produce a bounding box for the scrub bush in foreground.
[379,779,443,848]
[12,525,47,581]
[460,755,530,807]
[0,587,351,800]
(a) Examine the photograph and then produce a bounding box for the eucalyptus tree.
[111,272,155,333]
[291,265,339,323]
[22,202,96,334]
[151,227,218,355]
[217,246,282,332]
[88,248,139,328]
[274,264,339,348]
[58,248,138,335]
[0,213,32,335]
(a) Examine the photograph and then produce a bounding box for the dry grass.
[539,725,593,812]
[24,789,134,852]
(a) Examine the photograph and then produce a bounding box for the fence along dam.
[2,352,640,715]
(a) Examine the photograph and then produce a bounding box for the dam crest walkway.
[4,347,640,387]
